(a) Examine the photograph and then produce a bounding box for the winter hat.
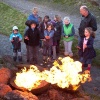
[25,20,37,27]
[13,26,18,30]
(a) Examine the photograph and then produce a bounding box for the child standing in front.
[10,26,22,62]
[77,27,96,71]
[42,23,54,64]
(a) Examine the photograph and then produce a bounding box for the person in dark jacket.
[77,27,96,71]
[24,20,41,64]
[79,5,97,38]
[53,15,63,55]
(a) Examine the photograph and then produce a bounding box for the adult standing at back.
[27,7,39,24]
[78,5,97,38]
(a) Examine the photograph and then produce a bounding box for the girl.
[42,23,54,64]
[62,17,75,57]
[77,27,96,71]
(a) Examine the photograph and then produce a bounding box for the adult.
[53,15,63,55]
[62,17,75,57]
[78,5,97,38]
[27,7,39,24]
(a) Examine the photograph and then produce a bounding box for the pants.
[43,45,52,57]
[63,41,73,56]
[52,46,56,59]
[28,46,38,64]
[13,48,22,62]
[26,45,29,61]
[56,39,60,54]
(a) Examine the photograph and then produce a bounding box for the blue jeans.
[80,57,92,64]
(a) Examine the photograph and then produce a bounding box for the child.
[62,17,75,57]
[39,15,51,38]
[24,20,40,64]
[77,27,96,71]
[42,23,54,64]
[10,26,22,62]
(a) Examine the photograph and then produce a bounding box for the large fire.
[14,57,90,91]
[14,66,42,91]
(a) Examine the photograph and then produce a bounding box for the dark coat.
[78,12,97,37]
[78,37,96,59]
[24,27,40,47]
[54,21,63,40]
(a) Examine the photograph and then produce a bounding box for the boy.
[10,26,22,62]
[24,20,41,64]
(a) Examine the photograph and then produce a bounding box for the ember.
[14,57,90,91]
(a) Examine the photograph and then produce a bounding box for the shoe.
[47,64,51,67]
[40,63,43,66]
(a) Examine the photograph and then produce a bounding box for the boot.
[18,56,22,62]
[13,56,17,62]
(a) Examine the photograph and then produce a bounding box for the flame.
[14,57,90,91]
[14,65,42,91]
[42,57,90,90]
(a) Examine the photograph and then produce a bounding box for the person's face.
[84,29,90,37]
[47,26,52,31]
[33,10,38,16]
[64,20,69,25]
[31,23,36,29]
[44,18,49,22]
[80,8,88,17]
[13,30,18,34]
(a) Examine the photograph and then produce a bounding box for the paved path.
[0,0,100,96]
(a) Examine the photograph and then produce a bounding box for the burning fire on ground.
[14,57,91,91]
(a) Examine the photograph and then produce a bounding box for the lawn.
[0,2,27,36]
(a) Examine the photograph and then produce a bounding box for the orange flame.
[14,65,42,91]
[14,57,90,91]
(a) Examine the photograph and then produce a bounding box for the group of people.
[9,5,97,71]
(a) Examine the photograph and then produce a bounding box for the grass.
[0,2,27,36]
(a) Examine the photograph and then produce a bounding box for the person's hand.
[19,39,22,42]
[11,39,14,42]
[42,39,46,41]
[25,36,29,40]
[45,36,50,39]
[65,36,68,38]
[83,44,87,49]
[76,46,81,49]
